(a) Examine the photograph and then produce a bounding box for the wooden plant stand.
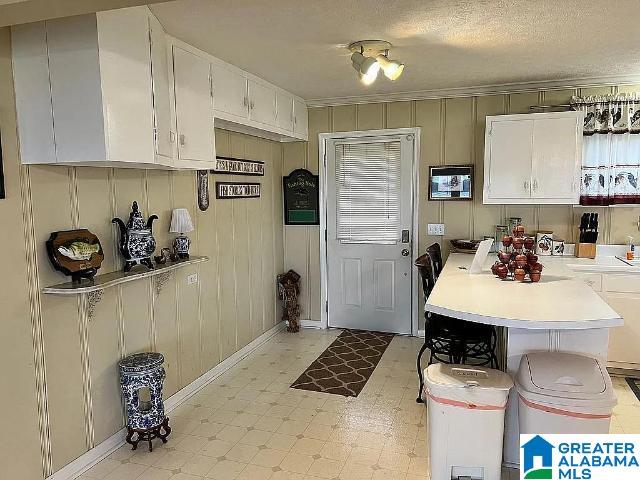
[125,417,171,452]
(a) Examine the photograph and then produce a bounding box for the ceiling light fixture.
[348,40,404,85]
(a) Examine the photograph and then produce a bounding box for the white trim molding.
[306,74,640,107]
[47,321,286,480]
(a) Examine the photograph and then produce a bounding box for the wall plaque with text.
[283,169,319,225]
[215,182,261,199]
[211,156,265,176]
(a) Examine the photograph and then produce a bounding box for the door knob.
[401,249,410,256]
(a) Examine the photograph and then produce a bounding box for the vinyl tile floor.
[79,329,640,480]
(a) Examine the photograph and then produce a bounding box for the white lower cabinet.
[578,272,640,370]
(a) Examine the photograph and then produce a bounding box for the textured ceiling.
[151,0,640,102]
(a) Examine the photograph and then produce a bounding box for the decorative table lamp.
[170,208,194,259]
[119,352,170,451]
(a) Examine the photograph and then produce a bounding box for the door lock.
[401,229,410,243]
[401,249,410,256]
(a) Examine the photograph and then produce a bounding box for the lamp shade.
[169,208,194,234]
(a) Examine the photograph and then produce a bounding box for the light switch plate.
[427,223,445,236]
[186,273,198,285]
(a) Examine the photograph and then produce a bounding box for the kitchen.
[1,2,640,480]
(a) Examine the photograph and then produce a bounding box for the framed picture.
[0,131,4,199]
[428,165,473,201]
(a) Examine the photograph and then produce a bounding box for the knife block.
[576,242,596,259]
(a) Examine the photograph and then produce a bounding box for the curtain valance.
[571,94,640,135]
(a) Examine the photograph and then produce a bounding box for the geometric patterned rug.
[626,377,640,402]
[290,329,395,397]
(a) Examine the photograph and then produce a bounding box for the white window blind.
[335,140,402,243]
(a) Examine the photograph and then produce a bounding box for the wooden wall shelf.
[42,256,209,295]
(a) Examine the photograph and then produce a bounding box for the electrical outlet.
[427,223,445,236]
[186,273,198,285]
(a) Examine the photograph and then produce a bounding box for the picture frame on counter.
[428,165,473,201]
[215,182,261,199]
[211,156,265,176]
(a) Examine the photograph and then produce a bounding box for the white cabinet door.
[484,119,533,202]
[276,91,294,132]
[172,46,214,163]
[293,98,308,138]
[531,116,581,202]
[149,13,175,162]
[248,79,276,126]
[600,292,640,367]
[211,63,248,119]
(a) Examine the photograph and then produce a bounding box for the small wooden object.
[277,270,301,332]
[576,242,597,259]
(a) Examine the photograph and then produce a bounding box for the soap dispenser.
[627,236,635,261]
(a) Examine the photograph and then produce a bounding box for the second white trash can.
[424,364,513,480]
[516,352,617,435]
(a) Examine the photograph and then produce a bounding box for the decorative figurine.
[277,270,301,333]
[119,352,170,452]
[169,208,194,259]
[154,248,172,265]
[112,201,158,272]
[46,229,104,283]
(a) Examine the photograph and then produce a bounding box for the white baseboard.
[299,319,323,329]
[48,321,286,480]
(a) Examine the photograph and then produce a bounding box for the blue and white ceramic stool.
[119,352,171,451]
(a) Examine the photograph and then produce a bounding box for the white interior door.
[325,133,414,334]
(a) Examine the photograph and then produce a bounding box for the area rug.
[625,378,640,402]
[291,329,395,397]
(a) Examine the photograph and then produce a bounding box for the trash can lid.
[119,352,164,373]
[515,352,616,407]
[425,364,513,390]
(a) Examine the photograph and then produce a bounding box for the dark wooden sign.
[283,169,319,225]
[216,182,261,199]
[211,156,265,176]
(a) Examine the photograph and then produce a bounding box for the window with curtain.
[335,140,401,243]
[572,94,640,205]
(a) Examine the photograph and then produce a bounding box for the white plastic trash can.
[515,352,617,435]
[424,364,513,480]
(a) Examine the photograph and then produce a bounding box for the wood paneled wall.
[285,85,640,323]
[0,28,284,479]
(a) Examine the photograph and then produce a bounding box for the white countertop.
[425,253,623,330]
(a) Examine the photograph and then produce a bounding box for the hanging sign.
[216,182,261,199]
[211,156,265,176]
[283,169,319,225]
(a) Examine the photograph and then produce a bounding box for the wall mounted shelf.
[43,256,209,295]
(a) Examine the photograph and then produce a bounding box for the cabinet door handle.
[243,97,248,108]
[250,100,255,110]
[524,180,529,191]
[169,131,176,143]
[533,179,538,191]
[179,134,186,146]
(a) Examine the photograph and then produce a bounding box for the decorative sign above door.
[211,156,265,176]
[283,169,319,225]
[216,182,261,199]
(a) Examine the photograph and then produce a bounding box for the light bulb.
[376,55,405,81]
[360,57,380,85]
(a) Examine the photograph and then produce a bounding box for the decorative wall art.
[112,201,158,272]
[0,130,4,199]
[215,182,261,199]
[283,169,319,225]
[428,165,473,200]
[46,229,104,283]
[211,156,265,176]
[197,170,209,211]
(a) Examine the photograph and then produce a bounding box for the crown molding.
[305,74,640,107]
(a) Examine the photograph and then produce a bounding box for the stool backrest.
[415,252,437,298]
[427,242,443,278]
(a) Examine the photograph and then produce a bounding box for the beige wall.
[284,86,640,323]
[0,28,284,479]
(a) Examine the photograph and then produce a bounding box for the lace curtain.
[572,94,640,205]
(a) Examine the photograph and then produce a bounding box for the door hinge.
[323,152,327,166]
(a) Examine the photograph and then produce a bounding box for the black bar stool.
[415,247,499,403]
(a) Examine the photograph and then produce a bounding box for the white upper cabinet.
[211,58,307,141]
[211,63,248,120]
[148,12,176,164]
[247,79,277,126]
[172,46,215,166]
[293,97,309,138]
[276,91,294,132]
[483,111,583,204]
[12,7,157,167]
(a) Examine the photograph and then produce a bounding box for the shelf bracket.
[86,289,104,320]
[154,271,173,297]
